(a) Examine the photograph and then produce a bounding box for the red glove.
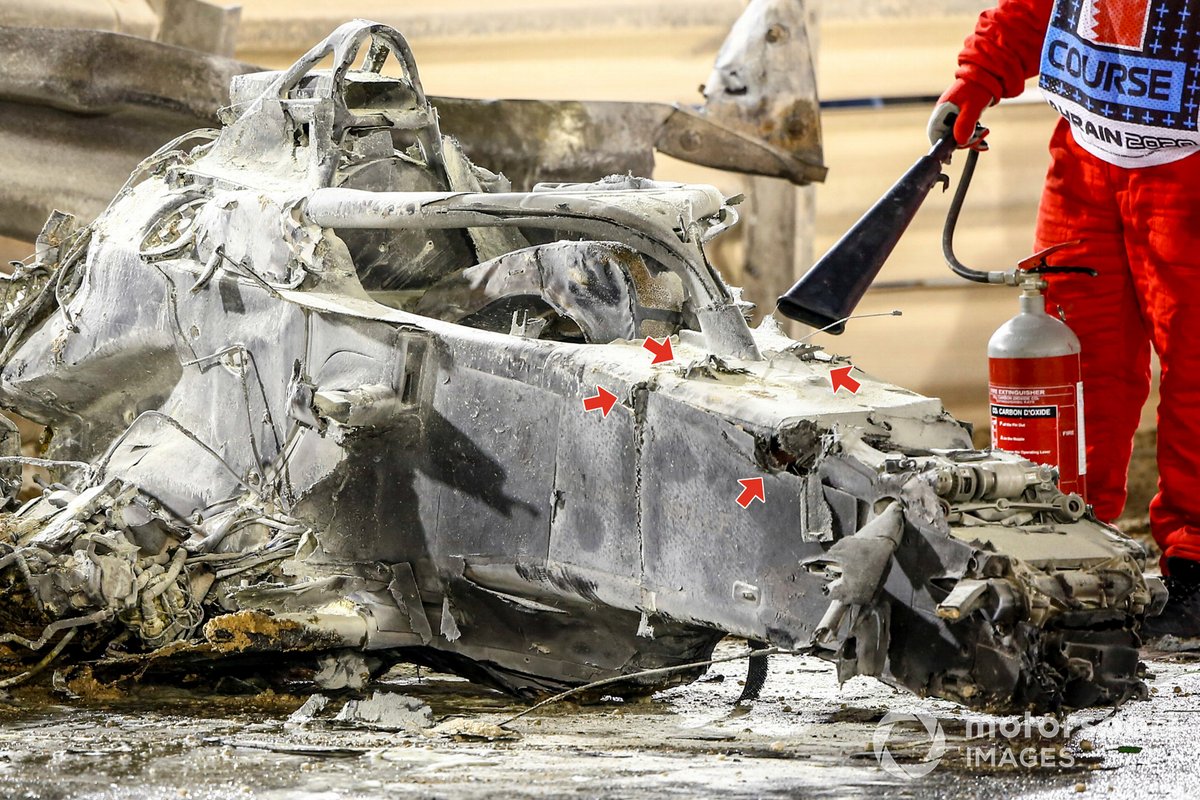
[927,78,995,147]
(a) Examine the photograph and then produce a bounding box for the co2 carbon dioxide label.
[989,354,1086,498]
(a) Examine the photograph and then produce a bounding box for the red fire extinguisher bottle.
[988,274,1086,499]
[937,138,1096,499]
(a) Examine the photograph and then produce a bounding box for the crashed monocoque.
[0,21,1164,711]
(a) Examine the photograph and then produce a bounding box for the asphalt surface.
[0,640,1193,799]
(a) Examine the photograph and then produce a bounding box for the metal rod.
[499,646,785,727]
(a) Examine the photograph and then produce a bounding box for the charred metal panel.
[427,367,558,563]
[639,392,818,641]
[548,388,641,582]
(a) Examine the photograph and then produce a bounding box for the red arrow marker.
[829,365,861,395]
[583,386,618,417]
[736,477,765,508]
[642,336,674,364]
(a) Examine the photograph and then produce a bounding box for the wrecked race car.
[0,20,1165,711]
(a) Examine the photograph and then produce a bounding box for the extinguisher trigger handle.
[1016,241,1084,272]
[1024,265,1098,277]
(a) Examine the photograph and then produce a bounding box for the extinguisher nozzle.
[776,294,847,335]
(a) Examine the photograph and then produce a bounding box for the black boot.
[1142,557,1200,649]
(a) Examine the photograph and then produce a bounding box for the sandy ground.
[0,639,1193,800]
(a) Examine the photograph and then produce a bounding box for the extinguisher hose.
[941,146,996,284]
[942,145,1098,284]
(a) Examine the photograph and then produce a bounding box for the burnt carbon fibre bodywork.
[0,20,1164,711]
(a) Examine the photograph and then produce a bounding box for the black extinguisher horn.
[776,131,960,334]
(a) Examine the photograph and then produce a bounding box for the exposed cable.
[0,629,77,689]
[499,645,784,727]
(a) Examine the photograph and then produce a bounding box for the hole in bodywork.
[400,363,419,405]
[928,577,957,603]
[316,110,691,345]
[341,77,421,117]
[331,204,477,296]
[456,296,585,342]
[338,222,687,345]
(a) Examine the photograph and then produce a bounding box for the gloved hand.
[927,78,994,147]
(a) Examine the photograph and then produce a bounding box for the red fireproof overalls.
[955,0,1200,568]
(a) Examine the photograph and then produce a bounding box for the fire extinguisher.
[774,128,1097,498]
[942,138,1097,499]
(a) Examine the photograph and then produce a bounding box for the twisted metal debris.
[0,18,1166,711]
